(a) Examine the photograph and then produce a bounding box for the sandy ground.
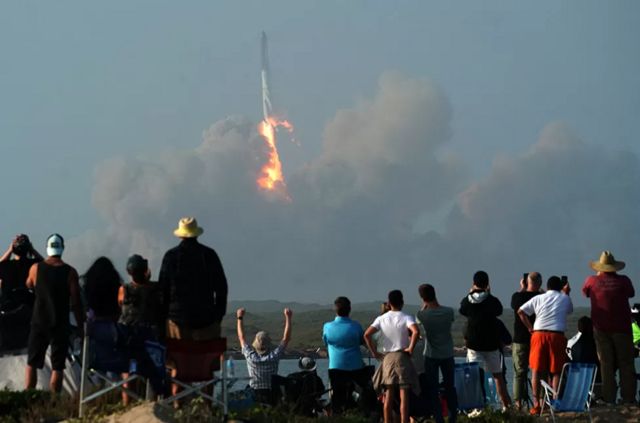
[102,402,175,423]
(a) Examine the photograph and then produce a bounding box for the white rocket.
[261,31,273,122]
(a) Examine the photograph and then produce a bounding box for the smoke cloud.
[66,73,639,306]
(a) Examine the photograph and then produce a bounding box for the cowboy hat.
[589,251,625,272]
[173,217,204,238]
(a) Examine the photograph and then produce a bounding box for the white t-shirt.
[370,310,416,352]
[519,290,573,332]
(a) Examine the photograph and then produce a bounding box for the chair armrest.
[540,379,557,397]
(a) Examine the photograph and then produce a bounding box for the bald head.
[527,272,542,291]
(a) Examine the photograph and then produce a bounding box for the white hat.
[46,233,65,257]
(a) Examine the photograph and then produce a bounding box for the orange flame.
[257,117,294,197]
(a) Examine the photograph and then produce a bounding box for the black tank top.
[31,262,71,329]
[119,282,161,328]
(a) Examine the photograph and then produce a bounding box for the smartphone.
[561,275,568,286]
[523,273,529,283]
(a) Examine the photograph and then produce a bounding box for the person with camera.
[510,272,542,410]
[0,234,43,350]
[517,275,573,415]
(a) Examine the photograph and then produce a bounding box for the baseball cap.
[126,254,148,273]
[46,233,65,257]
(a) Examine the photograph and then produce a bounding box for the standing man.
[323,296,374,415]
[0,234,43,350]
[518,276,573,415]
[364,290,420,423]
[417,284,457,423]
[159,217,228,340]
[582,251,636,404]
[25,234,84,392]
[459,271,511,409]
[510,272,542,409]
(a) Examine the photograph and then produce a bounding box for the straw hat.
[173,217,204,238]
[589,251,625,272]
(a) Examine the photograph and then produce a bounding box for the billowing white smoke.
[66,73,639,306]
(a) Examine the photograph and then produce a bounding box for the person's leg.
[610,332,637,403]
[486,350,510,408]
[49,329,68,394]
[593,330,616,403]
[512,343,529,408]
[50,370,63,393]
[530,370,540,409]
[399,387,410,423]
[25,327,47,390]
[440,357,457,423]
[328,369,349,414]
[424,357,444,423]
[383,386,395,423]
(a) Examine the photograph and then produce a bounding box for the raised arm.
[0,239,13,262]
[281,308,292,347]
[236,308,247,347]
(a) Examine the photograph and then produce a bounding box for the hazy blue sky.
[1,1,638,305]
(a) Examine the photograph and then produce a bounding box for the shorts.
[27,326,68,370]
[530,331,567,374]
[467,349,503,374]
[166,320,221,340]
[372,351,420,394]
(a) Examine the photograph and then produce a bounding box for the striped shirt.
[242,343,285,389]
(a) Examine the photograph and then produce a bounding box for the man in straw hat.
[159,217,228,340]
[582,251,636,404]
[235,307,292,405]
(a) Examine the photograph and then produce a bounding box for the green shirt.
[416,306,454,359]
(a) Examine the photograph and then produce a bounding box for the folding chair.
[78,321,143,417]
[453,362,485,413]
[540,362,597,423]
[158,338,228,415]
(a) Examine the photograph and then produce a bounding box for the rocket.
[261,31,273,122]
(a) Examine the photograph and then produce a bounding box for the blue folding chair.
[540,362,597,423]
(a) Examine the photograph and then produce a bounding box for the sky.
[1,1,638,307]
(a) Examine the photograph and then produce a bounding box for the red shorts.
[529,331,567,374]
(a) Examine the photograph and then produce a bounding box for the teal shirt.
[416,306,454,359]
[323,316,365,370]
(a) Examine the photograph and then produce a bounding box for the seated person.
[236,307,292,405]
[566,316,598,364]
[117,254,163,404]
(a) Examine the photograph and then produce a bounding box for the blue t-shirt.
[323,316,365,371]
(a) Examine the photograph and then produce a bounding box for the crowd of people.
[0,216,637,422]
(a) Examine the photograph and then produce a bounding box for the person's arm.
[0,240,13,262]
[517,308,534,334]
[29,245,44,262]
[117,285,125,307]
[582,277,591,298]
[364,326,383,360]
[405,322,419,355]
[494,297,503,316]
[158,252,172,325]
[69,268,85,334]
[236,308,247,347]
[211,251,228,321]
[459,298,468,316]
[25,263,37,289]
[281,308,292,347]
[626,277,635,298]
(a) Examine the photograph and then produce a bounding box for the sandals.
[529,405,541,415]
